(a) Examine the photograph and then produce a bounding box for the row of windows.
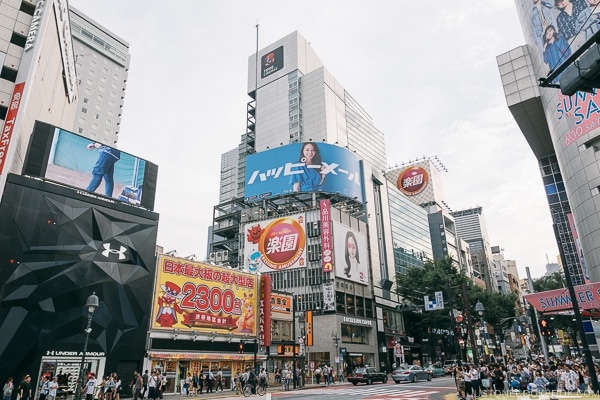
[335,292,373,318]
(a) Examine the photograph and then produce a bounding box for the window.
[95,114,100,119]
[102,67,108,74]
[0,67,18,82]
[78,117,85,124]
[10,33,27,48]
[83,98,89,103]
[20,1,36,15]
[92,123,98,130]
[0,105,7,120]
[341,324,369,344]
[106,119,111,126]
[81,107,87,113]
[84,88,92,95]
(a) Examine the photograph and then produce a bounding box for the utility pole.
[462,281,479,367]
[553,224,598,393]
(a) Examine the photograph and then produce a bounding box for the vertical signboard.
[259,274,272,347]
[0,82,25,175]
[320,199,333,272]
[305,310,313,346]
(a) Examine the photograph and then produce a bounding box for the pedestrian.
[18,375,32,400]
[141,370,148,400]
[47,377,58,400]
[130,372,142,400]
[206,370,213,393]
[38,376,49,400]
[234,370,242,395]
[113,374,122,400]
[3,378,13,400]
[315,366,321,385]
[84,373,98,400]
[215,369,223,392]
[182,374,190,396]
[147,371,157,400]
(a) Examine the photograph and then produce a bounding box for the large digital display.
[244,142,364,203]
[332,221,369,285]
[243,214,307,273]
[47,128,146,203]
[152,255,259,336]
[23,122,158,210]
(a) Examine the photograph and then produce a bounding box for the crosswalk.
[273,385,440,399]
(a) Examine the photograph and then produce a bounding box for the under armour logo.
[101,243,127,260]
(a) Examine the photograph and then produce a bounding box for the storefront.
[148,352,267,393]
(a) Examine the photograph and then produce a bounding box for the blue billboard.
[245,142,364,203]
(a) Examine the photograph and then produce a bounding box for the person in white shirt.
[85,373,98,400]
[47,377,58,400]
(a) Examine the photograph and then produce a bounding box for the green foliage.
[532,272,564,292]
[395,257,517,334]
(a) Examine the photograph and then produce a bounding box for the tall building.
[204,31,441,374]
[490,246,513,293]
[497,1,594,284]
[70,6,130,146]
[451,207,494,290]
[385,159,473,275]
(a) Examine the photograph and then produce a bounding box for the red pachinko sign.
[0,82,25,175]
[258,274,272,347]
[396,166,429,196]
[320,199,333,273]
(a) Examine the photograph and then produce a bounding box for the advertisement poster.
[332,221,369,285]
[519,0,600,147]
[271,293,293,321]
[46,128,148,206]
[319,199,334,273]
[152,255,259,336]
[244,214,307,273]
[245,142,364,203]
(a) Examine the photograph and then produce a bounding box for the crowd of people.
[452,355,600,400]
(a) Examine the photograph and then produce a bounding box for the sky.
[69,0,557,279]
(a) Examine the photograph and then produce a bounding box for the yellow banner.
[151,255,259,336]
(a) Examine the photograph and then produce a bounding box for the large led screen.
[243,214,307,273]
[152,255,259,336]
[23,122,158,210]
[332,221,369,285]
[244,142,364,203]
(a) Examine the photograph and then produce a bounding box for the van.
[443,359,458,375]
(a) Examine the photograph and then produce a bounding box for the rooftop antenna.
[255,23,259,94]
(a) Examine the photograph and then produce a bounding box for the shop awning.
[148,351,267,361]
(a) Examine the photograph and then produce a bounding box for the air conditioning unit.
[209,252,216,261]
[222,250,229,259]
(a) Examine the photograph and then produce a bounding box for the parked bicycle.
[242,381,266,397]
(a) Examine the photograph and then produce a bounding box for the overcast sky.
[69,0,557,279]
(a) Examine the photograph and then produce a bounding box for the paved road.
[162,377,458,400]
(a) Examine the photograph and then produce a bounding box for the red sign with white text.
[320,199,334,272]
[524,282,600,313]
[259,274,272,347]
[0,82,25,174]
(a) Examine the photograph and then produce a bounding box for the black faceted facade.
[0,174,159,386]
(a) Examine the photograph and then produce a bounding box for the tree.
[532,272,564,292]
[395,257,517,348]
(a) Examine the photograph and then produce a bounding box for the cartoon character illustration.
[156,281,184,327]
[236,293,255,333]
[246,225,263,244]
[247,251,261,272]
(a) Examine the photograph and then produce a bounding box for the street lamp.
[74,293,99,400]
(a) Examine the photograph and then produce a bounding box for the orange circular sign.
[397,166,429,196]
[258,217,306,270]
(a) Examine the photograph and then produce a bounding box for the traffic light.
[539,318,552,337]
[559,42,600,96]
[239,343,244,354]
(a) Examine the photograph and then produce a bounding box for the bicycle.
[242,382,266,397]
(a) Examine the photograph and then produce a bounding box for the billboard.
[152,255,259,336]
[244,214,307,273]
[271,293,293,321]
[518,0,600,148]
[396,166,429,196]
[332,221,369,285]
[23,122,158,210]
[244,142,364,203]
[261,46,284,78]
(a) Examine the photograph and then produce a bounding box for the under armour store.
[0,174,159,395]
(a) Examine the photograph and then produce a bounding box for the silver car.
[391,365,431,383]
